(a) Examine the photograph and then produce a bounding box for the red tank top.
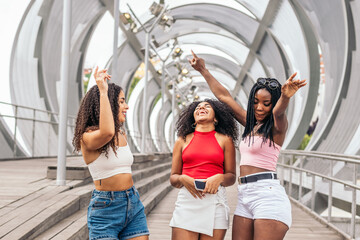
[182,130,224,179]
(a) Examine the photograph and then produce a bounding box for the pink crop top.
[239,135,281,171]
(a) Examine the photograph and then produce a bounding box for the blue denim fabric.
[87,186,149,240]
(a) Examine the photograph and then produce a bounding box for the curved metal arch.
[141,3,259,46]
[300,0,351,152]
[168,0,257,20]
[279,0,320,150]
[150,96,173,152]
[160,33,245,65]
[4,1,360,157]
[234,0,269,21]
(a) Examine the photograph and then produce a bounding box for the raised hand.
[281,72,307,99]
[188,50,206,73]
[93,66,111,93]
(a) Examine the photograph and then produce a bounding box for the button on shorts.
[87,186,149,240]
[234,179,292,228]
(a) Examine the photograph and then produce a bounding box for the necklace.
[253,123,263,133]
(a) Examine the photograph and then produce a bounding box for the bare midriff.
[93,173,133,191]
[240,165,272,177]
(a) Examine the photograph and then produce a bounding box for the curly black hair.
[176,99,239,143]
[72,83,122,157]
[242,78,282,147]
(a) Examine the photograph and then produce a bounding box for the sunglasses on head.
[256,78,279,90]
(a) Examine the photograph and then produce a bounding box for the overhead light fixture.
[130,22,138,33]
[176,94,181,99]
[120,13,138,32]
[172,47,183,59]
[176,75,183,83]
[159,12,175,32]
[120,12,133,24]
[190,85,197,92]
[194,95,199,100]
[151,35,160,48]
[149,1,164,16]
[156,69,162,75]
[140,48,156,59]
[181,68,189,76]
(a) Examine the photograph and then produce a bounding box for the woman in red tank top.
[170,99,239,240]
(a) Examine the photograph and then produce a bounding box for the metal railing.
[0,101,76,158]
[127,130,171,153]
[0,101,172,158]
[279,150,360,239]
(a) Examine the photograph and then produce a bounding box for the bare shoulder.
[215,132,232,142]
[174,136,185,148]
[214,132,234,149]
[185,132,194,143]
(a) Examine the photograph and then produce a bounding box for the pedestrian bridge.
[1,0,360,239]
[0,151,356,239]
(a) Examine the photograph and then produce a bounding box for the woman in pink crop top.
[170,99,239,239]
[190,51,307,240]
[72,67,149,240]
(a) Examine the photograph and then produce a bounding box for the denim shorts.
[87,186,149,240]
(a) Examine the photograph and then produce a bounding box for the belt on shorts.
[238,172,277,184]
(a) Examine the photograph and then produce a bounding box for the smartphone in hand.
[194,180,206,191]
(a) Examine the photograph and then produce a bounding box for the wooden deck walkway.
[0,158,345,240]
[0,157,85,209]
[147,184,344,240]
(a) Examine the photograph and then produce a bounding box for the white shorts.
[234,179,292,228]
[170,186,229,236]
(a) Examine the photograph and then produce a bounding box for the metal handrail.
[278,163,360,190]
[0,101,76,157]
[281,149,360,163]
[279,150,359,239]
[0,101,76,118]
[0,114,75,126]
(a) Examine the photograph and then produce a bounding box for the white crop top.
[87,143,134,180]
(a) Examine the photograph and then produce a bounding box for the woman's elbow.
[170,175,182,188]
[99,131,115,144]
[224,173,236,186]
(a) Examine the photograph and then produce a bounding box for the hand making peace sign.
[93,66,111,93]
[282,72,307,98]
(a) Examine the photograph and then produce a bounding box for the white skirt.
[169,186,229,237]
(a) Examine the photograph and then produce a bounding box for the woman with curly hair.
[72,67,149,240]
[189,50,307,240]
[170,99,238,240]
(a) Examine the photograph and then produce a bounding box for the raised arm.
[189,50,247,126]
[81,67,114,154]
[273,72,307,134]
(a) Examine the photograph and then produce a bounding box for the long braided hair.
[72,83,122,157]
[242,78,282,147]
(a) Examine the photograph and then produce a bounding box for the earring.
[214,121,218,126]
[191,123,197,129]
